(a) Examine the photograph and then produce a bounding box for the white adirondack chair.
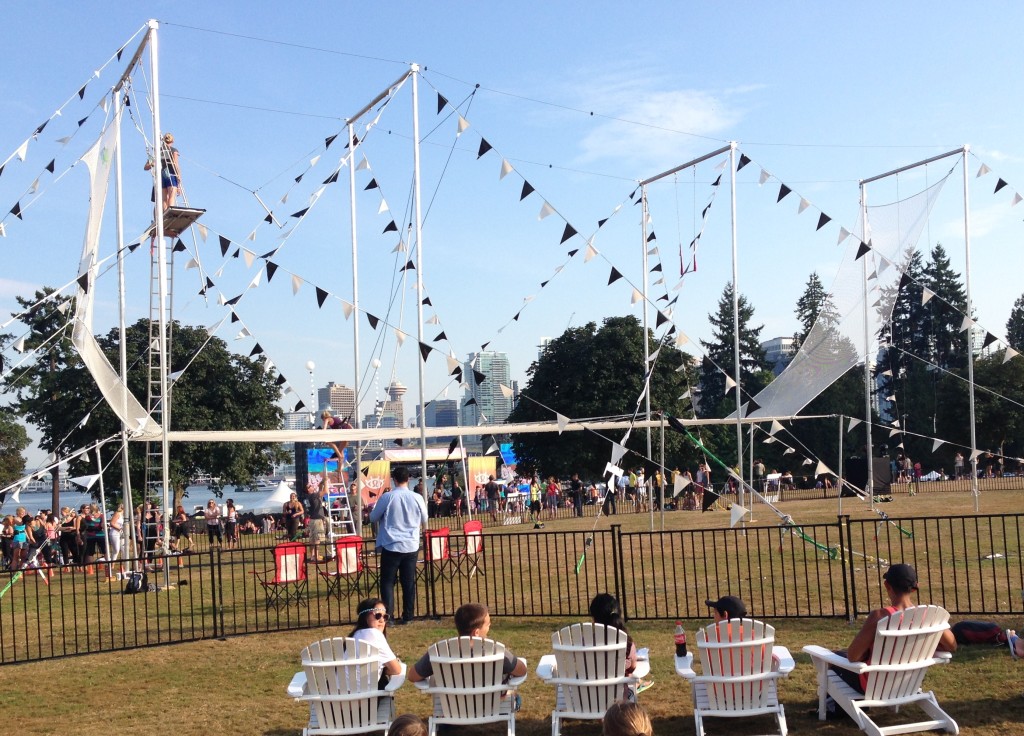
[287,637,406,735]
[675,618,795,736]
[414,636,526,736]
[536,623,639,736]
[803,605,958,736]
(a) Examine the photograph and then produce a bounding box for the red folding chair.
[256,542,308,610]
[423,527,453,579]
[319,535,365,600]
[455,520,486,578]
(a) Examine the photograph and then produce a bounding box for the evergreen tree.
[793,272,832,345]
[1007,294,1024,350]
[922,243,968,369]
[698,282,771,419]
[0,406,29,488]
[876,250,927,421]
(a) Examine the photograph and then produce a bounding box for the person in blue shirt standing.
[370,465,428,625]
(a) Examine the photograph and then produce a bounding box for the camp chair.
[256,541,308,610]
[803,605,958,736]
[287,636,406,735]
[414,636,527,736]
[536,622,640,736]
[675,618,795,736]
[319,536,364,600]
[454,520,485,578]
[422,527,453,580]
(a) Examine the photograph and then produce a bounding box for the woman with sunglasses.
[350,597,402,688]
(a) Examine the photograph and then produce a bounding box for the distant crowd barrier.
[1,511,1022,664]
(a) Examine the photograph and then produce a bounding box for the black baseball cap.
[883,563,918,591]
[705,595,748,619]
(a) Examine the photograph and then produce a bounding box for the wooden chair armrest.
[385,662,407,691]
[675,653,696,679]
[287,671,307,698]
[772,645,796,674]
[536,654,557,681]
[507,659,528,688]
[935,651,953,664]
[632,659,650,679]
[802,645,867,673]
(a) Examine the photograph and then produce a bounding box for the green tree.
[0,406,29,488]
[922,243,968,370]
[1007,294,1024,350]
[793,272,833,345]
[507,316,698,479]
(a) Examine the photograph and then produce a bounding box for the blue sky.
[3,3,1024,465]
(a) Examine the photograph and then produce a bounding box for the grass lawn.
[3,614,1024,735]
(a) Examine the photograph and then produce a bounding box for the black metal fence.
[2,511,1023,664]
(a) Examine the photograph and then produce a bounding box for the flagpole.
[458,435,472,521]
[859,182,875,511]
[347,120,363,534]
[837,415,844,517]
[410,64,429,502]
[729,142,745,522]
[961,147,980,512]
[640,187,653,532]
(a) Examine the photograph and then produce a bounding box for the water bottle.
[674,621,687,657]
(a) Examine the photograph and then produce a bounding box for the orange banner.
[360,460,391,508]
[466,456,497,496]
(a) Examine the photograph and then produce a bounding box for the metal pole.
[729,143,745,515]
[410,64,429,502]
[859,182,875,511]
[113,91,135,563]
[96,447,110,563]
[659,413,665,531]
[347,120,363,533]
[641,187,653,532]
[148,19,172,547]
[458,435,472,521]
[961,148,980,512]
[838,415,844,517]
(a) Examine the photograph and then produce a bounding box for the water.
[6,485,287,517]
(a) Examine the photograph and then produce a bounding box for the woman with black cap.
[835,563,956,694]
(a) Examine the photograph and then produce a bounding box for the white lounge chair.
[413,636,526,736]
[675,618,795,736]
[287,636,406,735]
[536,622,644,736]
[803,604,958,736]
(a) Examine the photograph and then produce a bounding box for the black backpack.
[123,570,148,594]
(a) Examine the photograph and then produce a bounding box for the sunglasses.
[370,612,390,621]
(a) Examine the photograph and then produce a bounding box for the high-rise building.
[420,399,459,428]
[462,351,512,428]
[761,336,798,376]
[361,381,407,450]
[283,411,313,431]
[317,382,355,421]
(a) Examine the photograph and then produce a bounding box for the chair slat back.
[463,521,484,556]
[301,637,384,731]
[275,542,307,584]
[429,637,505,720]
[552,623,628,715]
[334,535,364,575]
[697,618,775,712]
[425,528,451,562]
[863,605,950,701]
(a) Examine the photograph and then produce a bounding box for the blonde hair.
[603,702,653,736]
[163,132,174,144]
[387,714,427,736]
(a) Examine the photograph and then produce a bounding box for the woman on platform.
[144,132,181,211]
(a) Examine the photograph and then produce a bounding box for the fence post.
[209,545,220,639]
[838,514,856,622]
[611,524,624,618]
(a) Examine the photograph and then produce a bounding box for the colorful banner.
[466,456,497,495]
[360,460,391,508]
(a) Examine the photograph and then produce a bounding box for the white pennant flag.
[0,222,5,237]
[881,369,893,377]
[29,177,40,195]
[341,301,353,320]
[647,346,662,363]
[653,277,665,286]
[1003,346,1019,364]
[197,223,208,241]
[891,419,901,428]
[960,315,975,332]
[610,442,627,465]
[673,474,691,496]
[678,390,690,401]
[556,413,570,434]
[395,328,406,346]
[762,436,776,444]
[280,192,289,204]
[584,243,599,262]
[889,428,901,438]
[457,115,469,135]
[674,331,689,347]
[969,448,983,461]
[247,227,258,242]
[500,159,513,179]
[798,197,811,214]
[769,419,784,436]
[538,202,555,220]
[724,375,736,393]
[783,447,795,455]
[715,157,728,171]
[921,287,934,305]
[758,168,770,185]
[14,336,26,352]
[932,438,944,452]
[647,246,658,256]
[356,155,370,171]
[244,248,258,266]
[15,139,29,161]
[802,457,813,466]
[605,462,624,480]
[1013,193,1023,207]
[235,328,251,339]
[69,474,100,491]
[185,258,199,270]
[378,199,389,214]
[309,154,321,167]
[391,241,406,253]
[814,460,832,478]
[291,274,303,295]
[730,503,748,527]
[837,227,851,245]
[446,355,460,375]
[426,315,440,324]
[499,383,514,399]
[976,163,991,178]
[249,270,262,289]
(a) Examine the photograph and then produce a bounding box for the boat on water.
[255,477,295,492]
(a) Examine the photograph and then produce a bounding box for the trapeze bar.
[147,206,205,238]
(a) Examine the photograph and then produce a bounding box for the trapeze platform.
[147,206,205,238]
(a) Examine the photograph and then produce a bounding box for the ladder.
[326,485,357,540]
[144,226,174,508]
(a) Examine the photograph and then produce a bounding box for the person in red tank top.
[834,563,957,694]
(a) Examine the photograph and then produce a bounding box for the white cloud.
[0,277,39,300]
[566,71,746,167]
